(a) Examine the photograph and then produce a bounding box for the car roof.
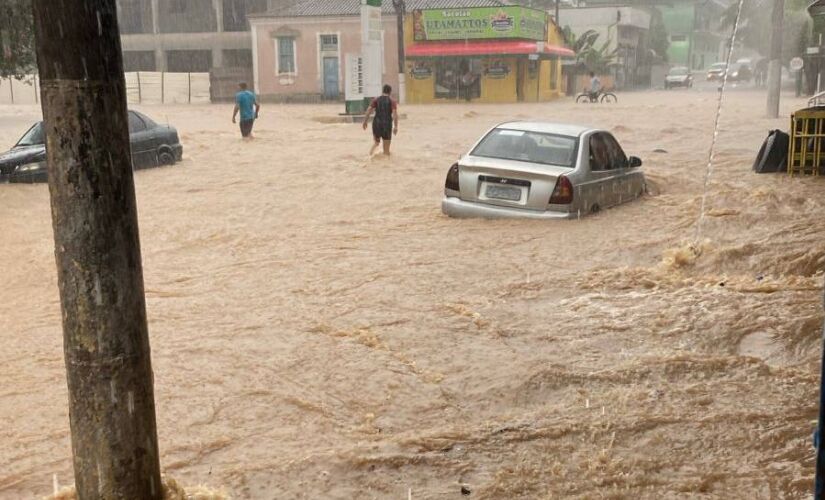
[32,109,146,126]
[496,121,593,137]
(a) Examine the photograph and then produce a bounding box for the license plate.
[486,184,522,201]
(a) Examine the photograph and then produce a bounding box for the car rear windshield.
[471,129,578,168]
[16,122,44,147]
[670,68,688,75]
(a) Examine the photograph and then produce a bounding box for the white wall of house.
[560,6,650,54]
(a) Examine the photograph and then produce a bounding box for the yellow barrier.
[789,107,825,176]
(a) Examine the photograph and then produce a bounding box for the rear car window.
[16,122,45,147]
[471,129,578,168]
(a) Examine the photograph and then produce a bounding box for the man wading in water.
[363,84,399,156]
[232,82,260,139]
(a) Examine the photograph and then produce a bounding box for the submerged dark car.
[0,110,183,183]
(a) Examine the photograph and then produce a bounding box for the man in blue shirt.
[232,82,260,139]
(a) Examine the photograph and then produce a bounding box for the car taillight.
[445,163,460,191]
[549,176,573,204]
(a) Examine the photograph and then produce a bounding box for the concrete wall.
[122,32,251,71]
[561,6,650,31]
[119,0,257,72]
[0,76,39,105]
[0,73,211,105]
[559,6,650,56]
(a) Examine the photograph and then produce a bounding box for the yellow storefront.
[404,6,572,104]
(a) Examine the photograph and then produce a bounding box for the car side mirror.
[629,156,642,168]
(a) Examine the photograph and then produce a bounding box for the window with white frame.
[320,34,338,52]
[277,37,296,74]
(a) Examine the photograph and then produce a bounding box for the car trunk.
[458,156,573,212]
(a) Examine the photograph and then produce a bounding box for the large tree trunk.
[31,0,163,497]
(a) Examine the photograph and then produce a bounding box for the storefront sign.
[410,62,433,80]
[345,54,365,101]
[484,60,511,79]
[413,7,547,42]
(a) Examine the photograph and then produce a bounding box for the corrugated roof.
[266,0,509,18]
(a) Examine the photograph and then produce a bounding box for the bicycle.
[576,89,618,104]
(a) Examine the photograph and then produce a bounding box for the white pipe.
[398,72,406,104]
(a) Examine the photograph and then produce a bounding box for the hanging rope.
[692,0,746,246]
[817,283,825,498]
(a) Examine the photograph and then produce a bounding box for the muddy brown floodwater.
[1,90,823,499]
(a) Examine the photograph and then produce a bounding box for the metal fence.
[125,72,211,104]
[0,75,40,105]
[0,72,211,105]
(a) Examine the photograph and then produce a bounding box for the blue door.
[323,57,340,99]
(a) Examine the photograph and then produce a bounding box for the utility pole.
[555,0,560,28]
[31,0,163,498]
[393,0,406,104]
[767,0,785,118]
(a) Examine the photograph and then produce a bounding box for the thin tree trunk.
[766,0,784,118]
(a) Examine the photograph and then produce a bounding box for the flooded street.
[1,90,823,498]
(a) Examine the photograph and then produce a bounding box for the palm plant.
[562,27,617,74]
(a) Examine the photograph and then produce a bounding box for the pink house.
[248,0,508,102]
[249,2,400,102]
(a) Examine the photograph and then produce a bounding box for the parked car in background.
[0,110,183,183]
[707,62,727,81]
[665,66,693,89]
[441,122,646,219]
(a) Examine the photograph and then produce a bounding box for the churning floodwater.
[0,90,823,498]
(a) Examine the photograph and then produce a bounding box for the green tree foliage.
[720,0,810,63]
[0,0,34,78]
[562,26,616,73]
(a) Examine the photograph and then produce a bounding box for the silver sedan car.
[441,122,646,219]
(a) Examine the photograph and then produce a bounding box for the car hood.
[0,145,45,173]
[666,75,689,81]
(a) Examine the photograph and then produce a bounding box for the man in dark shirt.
[362,84,399,156]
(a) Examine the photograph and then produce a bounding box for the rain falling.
[1,0,824,498]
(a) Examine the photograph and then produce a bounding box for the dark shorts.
[372,120,392,141]
[240,119,254,137]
